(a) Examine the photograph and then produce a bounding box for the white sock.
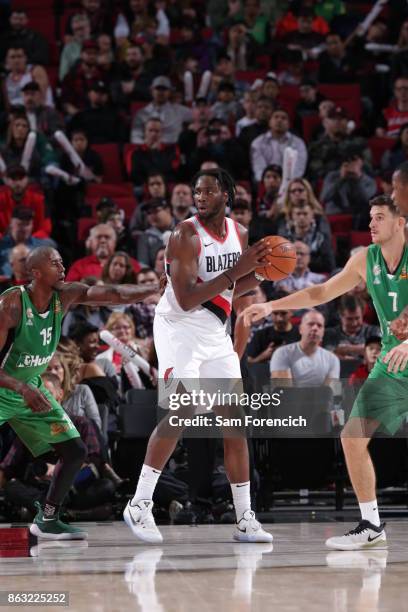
[359,499,380,527]
[231,482,251,521]
[132,464,161,505]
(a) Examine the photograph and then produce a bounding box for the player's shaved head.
[26,246,58,273]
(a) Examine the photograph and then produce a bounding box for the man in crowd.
[136,199,176,268]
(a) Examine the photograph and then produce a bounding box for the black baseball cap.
[6,164,27,179]
[12,206,34,220]
[141,198,169,213]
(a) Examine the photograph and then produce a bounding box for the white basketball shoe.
[123,500,163,544]
[325,520,387,551]
[233,510,273,543]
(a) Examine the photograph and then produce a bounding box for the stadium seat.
[327,214,353,234]
[91,144,124,183]
[235,69,268,83]
[350,231,371,248]
[85,183,134,199]
[77,217,96,242]
[367,137,394,168]
[301,114,321,142]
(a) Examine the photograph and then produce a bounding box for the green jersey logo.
[16,353,53,368]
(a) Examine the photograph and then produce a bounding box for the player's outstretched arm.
[169,223,271,311]
[0,291,51,413]
[60,281,159,310]
[242,248,367,326]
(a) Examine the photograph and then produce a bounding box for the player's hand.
[233,240,272,279]
[383,344,408,373]
[390,313,408,340]
[242,303,273,326]
[20,385,52,413]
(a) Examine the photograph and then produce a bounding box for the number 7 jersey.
[0,286,63,383]
[366,244,408,354]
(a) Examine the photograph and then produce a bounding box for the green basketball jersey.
[366,244,408,353]
[0,286,63,383]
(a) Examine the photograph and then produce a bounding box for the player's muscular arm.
[59,281,159,311]
[0,292,51,413]
[233,226,262,298]
[170,224,270,311]
[243,249,367,325]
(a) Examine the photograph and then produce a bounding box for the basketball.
[255,236,297,281]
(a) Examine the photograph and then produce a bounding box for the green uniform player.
[242,194,408,550]
[0,286,79,455]
[350,244,408,433]
[0,245,158,539]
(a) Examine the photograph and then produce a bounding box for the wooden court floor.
[0,521,407,611]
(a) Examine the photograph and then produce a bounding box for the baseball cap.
[12,206,34,221]
[152,76,172,90]
[265,71,278,83]
[231,198,251,211]
[142,198,169,213]
[96,196,117,213]
[88,80,108,94]
[6,164,27,179]
[327,105,348,119]
[21,81,40,93]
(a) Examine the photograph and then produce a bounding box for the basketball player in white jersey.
[124,168,273,544]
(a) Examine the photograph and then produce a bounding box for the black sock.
[43,501,60,520]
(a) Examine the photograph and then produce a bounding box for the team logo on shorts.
[164,367,174,388]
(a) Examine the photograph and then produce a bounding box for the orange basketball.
[255,236,297,281]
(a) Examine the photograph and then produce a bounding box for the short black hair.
[191,168,236,208]
[365,335,381,347]
[369,194,400,216]
[339,295,363,314]
[70,321,99,342]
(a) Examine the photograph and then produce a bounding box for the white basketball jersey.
[155,215,243,326]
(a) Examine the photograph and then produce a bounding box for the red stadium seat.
[123,144,137,177]
[367,137,394,168]
[327,214,353,234]
[131,102,148,118]
[350,231,371,248]
[91,144,124,183]
[85,183,134,199]
[77,217,97,242]
[235,70,267,83]
[301,114,321,142]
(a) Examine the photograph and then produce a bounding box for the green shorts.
[350,356,408,435]
[0,376,80,457]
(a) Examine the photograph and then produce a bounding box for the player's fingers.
[382,350,393,364]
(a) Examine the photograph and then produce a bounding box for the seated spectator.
[21,82,64,139]
[59,14,91,81]
[348,336,382,386]
[171,183,195,223]
[251,109,307,182]
[129,171,169,233]
[229,198,252,229]
[189,118,246,179]
[110,43,151,110]
[256,163,282,218]
[294,79,325,134]
[4,46,53,107]
[277,49,305,86]
[275,240,326,293]
[61,39,105,116]
[0,165,51,238]
[235,90,257,136]
[225,20,259,70]
[238,96,274,153]
[320,148,377,228]
[324,295,381,361]
[377,77,408,138]
[66,0,113,38]
[0,207,55,277]
[137,199,176,267]
[209,53,249,103]
[318,33,357,84]
[259,73,280,105]
[102,209,133,253]
[270,309,340,385]
[101,251,137,289]
[68,81,127,144]
[282,8,325,53]
[70,321,116,379]
[66,223,141,281]
[0,243,31,292]
[278,177,332,238]
[247,301,300,364]
[125,267,160,341]
[307,105,371,182]
[174,18,212,71]
[241,0,270,45]
[0,8,49,65]
[0,112,57,184]
[381,123,408,173]
[277,199,336,274]
[131,76,193,144]
[153,247,165,276]
[57,128,104,184]
[129,118,180,191]
[97,312,153,391]
[46,352,102,432]
[62,276,111,336]
[211,82,242,123]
